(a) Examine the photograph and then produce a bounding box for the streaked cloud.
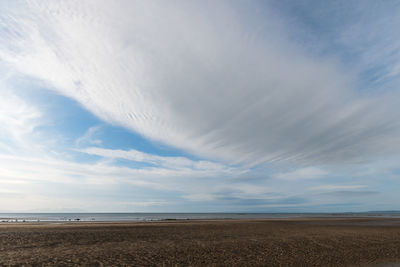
[311,185,367,191]
[320,191,379,197]
[1,1,399,167]
[80,147,239,174]
[275,167,327,180]
[75,126,102,147]
[0,87,42,152]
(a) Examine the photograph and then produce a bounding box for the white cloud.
[79,147,238,173]
[0,87,43,153]
[275,167,327,180]
[0,152,210,211]
[75,126,102,147]
[1,1,399,168]
[0,144,247,211]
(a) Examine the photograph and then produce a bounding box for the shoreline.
[2,215,400,224]
[0,215,400,225]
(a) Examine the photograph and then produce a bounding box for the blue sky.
[1,0,400,212]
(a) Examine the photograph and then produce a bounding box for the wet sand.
[1,218,400,266]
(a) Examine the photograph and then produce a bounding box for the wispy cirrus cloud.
[79,147,239,173]
[75,126,102,147]
[1,1,400,167]
[0,87,43,153]
[274,167,327,180]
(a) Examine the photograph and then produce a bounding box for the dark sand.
[1,218,400,266]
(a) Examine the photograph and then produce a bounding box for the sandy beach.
[1,218,400,266]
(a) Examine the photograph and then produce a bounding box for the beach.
[1,218,400,266]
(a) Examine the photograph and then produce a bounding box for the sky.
[1,0,400,212]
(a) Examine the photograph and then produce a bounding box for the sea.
[1,212,400,223]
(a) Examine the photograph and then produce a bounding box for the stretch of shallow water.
[1,212,400,222]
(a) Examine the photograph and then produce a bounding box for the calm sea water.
[1,212,400,222]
